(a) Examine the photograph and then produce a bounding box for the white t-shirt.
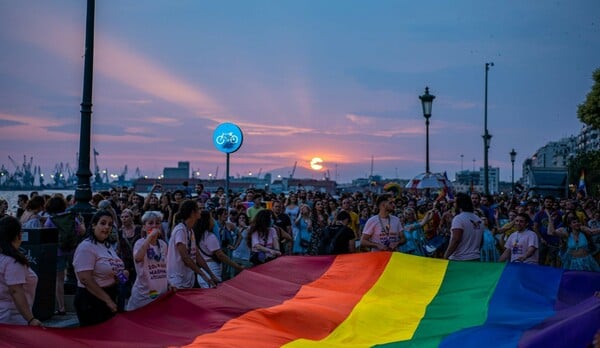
[449,212,483,261]
[0,255,38,325]
[505,229,539,264]
[126,238,169,311]
[167,223,197,289]
[73,239,125,288]
[362,214,403,251]
[198,232,221,263]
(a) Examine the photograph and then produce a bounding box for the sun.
[310,157,323,171]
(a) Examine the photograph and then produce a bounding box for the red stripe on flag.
[186,252,391,347]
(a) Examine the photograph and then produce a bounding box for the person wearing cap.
[318,210,356,255]
[444,192,483,261]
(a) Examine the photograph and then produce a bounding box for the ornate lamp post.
[483,62,494,195]
[510,148,517,195]
[72,0,96,215]
[419,87,435,174]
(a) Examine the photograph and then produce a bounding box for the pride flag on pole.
[1,253,598,347]
[578,169,587,197]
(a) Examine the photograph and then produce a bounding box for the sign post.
[212,123,243,209]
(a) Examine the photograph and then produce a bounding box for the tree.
[568,150,600,198]
[577,68,600,129]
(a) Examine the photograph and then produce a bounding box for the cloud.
[0,111,78,142]
[345,113,372,126]
[1,4,223,119]
[0,119,26,127]
[145,116,183,126]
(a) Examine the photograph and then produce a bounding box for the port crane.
[289,161,297,179]
[93,148,103,184]
[21,156,34,187]
[118,165,128,183]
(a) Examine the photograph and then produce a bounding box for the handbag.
[250,251,267,265]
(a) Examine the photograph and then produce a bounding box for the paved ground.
[42,312,79,328]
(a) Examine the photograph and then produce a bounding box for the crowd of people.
[0,182,599,328]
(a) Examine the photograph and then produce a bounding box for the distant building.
[578,124,600,152]
[522,136,576,198]
[163,162,189,179]
[530,136,577,168]
[455,168,499,194]
[479,167,500,194]
[455,170,480,186]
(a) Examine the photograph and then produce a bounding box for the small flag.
[443,171,455,199]
[578,169,587,197]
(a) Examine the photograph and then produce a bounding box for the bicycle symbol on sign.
[215,132,239,146]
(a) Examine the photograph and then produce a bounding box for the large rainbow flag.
[1,253,598,347]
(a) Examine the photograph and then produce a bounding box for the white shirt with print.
[126,238,169,311]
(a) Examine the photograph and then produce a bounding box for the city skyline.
[1,1,599,183]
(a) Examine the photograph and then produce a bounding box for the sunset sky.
[1,1,599,183]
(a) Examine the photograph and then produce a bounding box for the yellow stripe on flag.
[285,253,448,347]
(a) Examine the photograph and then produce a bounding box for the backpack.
[318,225,347,255]
[51,211,78,252]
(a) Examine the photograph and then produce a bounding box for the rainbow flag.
[1,253,598,347]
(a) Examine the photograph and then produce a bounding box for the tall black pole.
[72,0,95,214]
[425,117,430,173]
[419,87,435,174]
[511,160,515,194]
[483,62,493,195]
[225,153,230,210]
[510,148,516,195]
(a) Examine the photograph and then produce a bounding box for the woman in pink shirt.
[0,216,41,326]
[73,210,127,327]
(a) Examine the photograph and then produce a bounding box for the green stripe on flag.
[377,261,505,348]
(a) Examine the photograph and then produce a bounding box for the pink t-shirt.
[362,215,403,251]
[126,238,168,311]
[73,239,125,288]
[251,228,278,251]
[0,255,38,325]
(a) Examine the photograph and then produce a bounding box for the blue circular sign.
[213,123,243,153]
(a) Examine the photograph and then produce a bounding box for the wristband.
[27,317,37,325]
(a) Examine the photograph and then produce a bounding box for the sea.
[1,190,74,216]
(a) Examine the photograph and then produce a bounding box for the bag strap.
[198,241,221,263]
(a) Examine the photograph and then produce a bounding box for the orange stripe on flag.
[184,252,392,347]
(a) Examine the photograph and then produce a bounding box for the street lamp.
[510,148,517,194]
[72,0,96,215]
[419,87,435,173]
[483,62,494,195]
